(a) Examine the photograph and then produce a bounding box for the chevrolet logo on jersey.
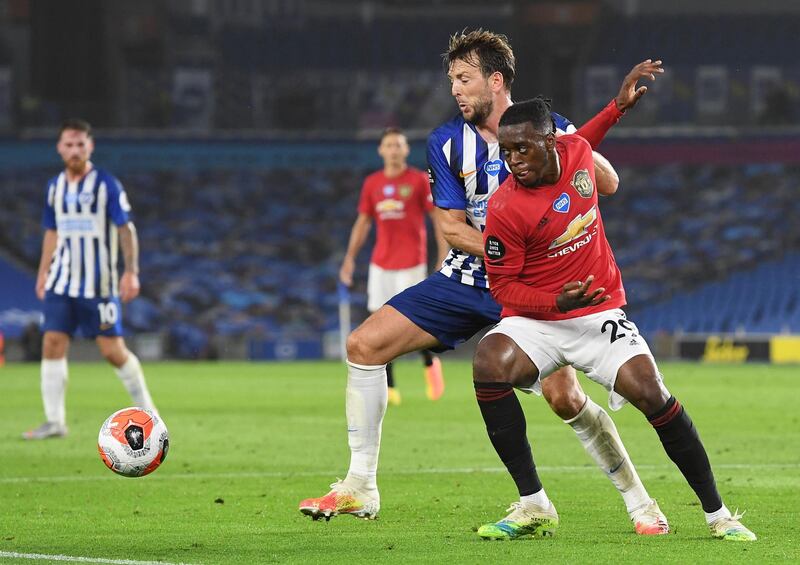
[548,206,597,249]
[571,169,594,198]
[376,199,405,213]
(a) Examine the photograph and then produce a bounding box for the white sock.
[345,359,387,491]
[705,504,731,524]
[520,488,550,508]
[114,353,156,412]
[565,397,650,515]
[41,358,68,426]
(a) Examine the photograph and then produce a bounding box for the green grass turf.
[1,360,798,564]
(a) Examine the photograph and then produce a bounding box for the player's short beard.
[66,157,87,174]
[465,95,493,126]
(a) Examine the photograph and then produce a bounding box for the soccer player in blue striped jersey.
[428,102,574,288]
[23,119,157,440]
[300,32,668,536]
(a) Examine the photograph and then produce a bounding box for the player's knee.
[346,328,379,365]
[632,382,670,416]
[98,340,127,367]
[100,348,120,365]
[542,376,586,420]
[472,335,515,384]
[616,356,669,415]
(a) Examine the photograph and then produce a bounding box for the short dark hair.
[499,97,555,134]
[381,126,405,141]
[443,29,515,90]
[59,118,92,138]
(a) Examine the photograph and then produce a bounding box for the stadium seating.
[1,159,798,356]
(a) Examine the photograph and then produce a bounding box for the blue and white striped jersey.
[427,111,575,288]
[42,168,132,299]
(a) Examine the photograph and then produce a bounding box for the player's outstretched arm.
[340,213,372,287]
[615,59,664,112]
[437,208,484,257]
[575,59,664,149]
[36,229,58,300]
[118,222,140,303]
[594,151,619,196]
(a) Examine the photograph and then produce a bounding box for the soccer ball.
[97,407,169,477]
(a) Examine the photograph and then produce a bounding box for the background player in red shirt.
[340,127,449,404]
[475,96,755,541]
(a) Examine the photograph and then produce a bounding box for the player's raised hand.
[556,275,609,313]
[119,271,140,303]
[615,59,664,112]
[339,256,355,287]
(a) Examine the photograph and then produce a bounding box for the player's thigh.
[567,309,665,411]
[42,331,70,359]
[540,366,587,420]
[385,273,501,354]
[481,317,563,391]
[347,304,441,365]
[473,332,538,387]
[613,354,670,416]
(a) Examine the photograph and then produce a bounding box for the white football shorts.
[367,263,427,312]
[483,308,665,410]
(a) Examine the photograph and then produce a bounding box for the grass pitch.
[1,360,798,564]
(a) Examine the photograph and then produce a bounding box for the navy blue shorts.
[386,272,501,352]
[42,291,124,338]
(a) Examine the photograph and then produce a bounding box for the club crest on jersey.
[571,169,594,198]
[484,160,503,177]
[553,192,570,213]
[382,185,395,197]
[398,184,412,199]
[79,192,95,206]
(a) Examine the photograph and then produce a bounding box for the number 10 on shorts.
[97,302,119,325]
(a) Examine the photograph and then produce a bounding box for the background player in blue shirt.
[300,31,669,535]
[23,119,157,440]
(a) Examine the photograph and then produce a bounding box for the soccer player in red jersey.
[300,32,667,535]
[340,128,449,404]
[474,96,756,541]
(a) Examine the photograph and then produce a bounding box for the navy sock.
[649,396,722,513]
[421,350,434,367]
[475,381,542,496]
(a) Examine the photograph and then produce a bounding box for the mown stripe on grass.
[0,462,797,484]
[0,551,196,565]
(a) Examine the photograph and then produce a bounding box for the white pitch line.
[0,551,196,565]
[0,462,798,485]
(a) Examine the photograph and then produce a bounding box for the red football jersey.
[484,134,626,320]
[358,166,434,270]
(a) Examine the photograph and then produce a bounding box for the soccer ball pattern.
[98,408,169,477]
